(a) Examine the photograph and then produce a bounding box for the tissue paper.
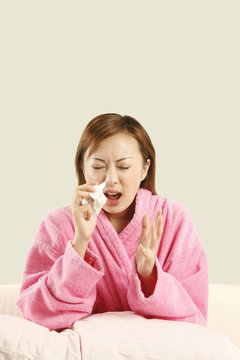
[81,181,107,220]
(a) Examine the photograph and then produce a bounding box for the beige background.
[0,1,239,284]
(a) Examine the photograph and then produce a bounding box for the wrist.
[72,234,89,243]
[72,238,88,258]
[137,264,157,298]
[137,261,157,278]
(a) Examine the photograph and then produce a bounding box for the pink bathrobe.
[16,188,208,331]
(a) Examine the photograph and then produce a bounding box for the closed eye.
[92,167,130,170]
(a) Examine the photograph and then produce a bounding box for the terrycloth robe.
[16,188,208,331]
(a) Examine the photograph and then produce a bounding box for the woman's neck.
[103,197,136,224]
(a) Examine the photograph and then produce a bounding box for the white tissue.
[81,181,107,220]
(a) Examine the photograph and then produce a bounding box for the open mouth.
[105,193,121,200]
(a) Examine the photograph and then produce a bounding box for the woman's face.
[82,133,150,218]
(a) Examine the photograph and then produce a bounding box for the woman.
[16,113,208,331]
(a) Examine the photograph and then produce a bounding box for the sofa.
[0,283,239,359]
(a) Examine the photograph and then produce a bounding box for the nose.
[105,165,118,185]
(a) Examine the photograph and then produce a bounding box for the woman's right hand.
[71,182,99,243]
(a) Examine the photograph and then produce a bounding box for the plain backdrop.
[0,1,239,284]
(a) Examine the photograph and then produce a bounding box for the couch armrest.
[1,283,239,349]
[208,283,240,349]
[0,284,23,318]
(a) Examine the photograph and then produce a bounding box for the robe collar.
[97,187,155,243]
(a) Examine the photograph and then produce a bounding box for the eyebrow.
[90,157,134,163]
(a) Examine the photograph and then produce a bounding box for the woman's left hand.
[136,208,163,277]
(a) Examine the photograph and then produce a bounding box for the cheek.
[122,170,142,185]
[86,168,96,177]
[84,168,102,182]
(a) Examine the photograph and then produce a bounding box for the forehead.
[86,133,140,159]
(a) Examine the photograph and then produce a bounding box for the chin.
[103,205,123,213]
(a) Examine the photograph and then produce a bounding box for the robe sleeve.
[127,205,208,326]
[16,212,105,331]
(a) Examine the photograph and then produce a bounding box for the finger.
[73,191,94,207]
[155,208,162,220]
[85,203,94,220]
[77,203,93,221]
[153,209,161,231]
[139,214,149,245]
[156,213,163,241]
[143,214,149,228]
[75,190,96,198]
[75,184,98,193]
[141,215,149,236]
[150,220,157,248]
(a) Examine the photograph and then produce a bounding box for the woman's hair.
[75,113,157,195]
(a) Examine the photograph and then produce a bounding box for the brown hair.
[75,113,157,195]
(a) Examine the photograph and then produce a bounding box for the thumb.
[138,243,146,253]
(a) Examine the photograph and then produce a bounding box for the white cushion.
[0,315,81,360]
[1,311,239,360]
[72,311,240,359]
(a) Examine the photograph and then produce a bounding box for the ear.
[141,159,151,182]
